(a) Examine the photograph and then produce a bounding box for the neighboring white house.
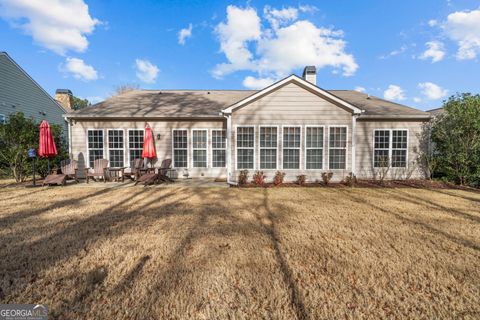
[64,66,431,183]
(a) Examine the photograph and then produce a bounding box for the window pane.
[174,150,188,167]
[391,150,407,167]
[193,150,207,167]
[260,127,277,148]
[237,127,254,148]
[260,149,277,169]
[212,130,226,149]
[283,149,300,169]
[88,150,103,168]
[283,127,300,148]
[306,127,323,148]
[88,130,103,149]
[212,150,226,167]
[329,149,346,169]
[173,130,188,149]
[392,130,407,149]
[237,149,254,169]
[129,150,143,164]
[306,149,323,169]
[374,130,390,149]
[329,127,347,148]
[109,150,124,167]
[374,150,389,168]
[192,130,207,149]
[129,130,144,149]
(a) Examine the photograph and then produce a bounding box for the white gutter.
[351,114,358,176]
[222,112,237,186]
[63,114,73,157]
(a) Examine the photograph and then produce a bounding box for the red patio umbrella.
[142,124,156,166]
[38,120,58,174]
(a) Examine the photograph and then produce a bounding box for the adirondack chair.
[123,158,145,181]
[134,159,172,186]
[60,159,79,183]
[85,159,109,183]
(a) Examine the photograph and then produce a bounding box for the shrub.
[345,172,357,187]
[296,174,306,186]
[322,172,333,185]
[252,171,266,186]
[273,171,286,186]
[238,170,249,186]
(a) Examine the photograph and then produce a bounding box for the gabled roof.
[221,74,363,114]
[0,52,66,113]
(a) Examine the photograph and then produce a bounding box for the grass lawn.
[0,184,479,319]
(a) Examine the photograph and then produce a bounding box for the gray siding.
[0,53,66,135]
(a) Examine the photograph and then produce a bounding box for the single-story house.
[0,52,68,134]
[64,66,431,184]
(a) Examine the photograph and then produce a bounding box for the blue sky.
[0,0,479,110]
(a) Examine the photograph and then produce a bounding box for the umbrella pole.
[48,159,50,174]
[32,158,36,186]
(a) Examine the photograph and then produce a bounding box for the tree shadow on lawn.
[428,188,480,205]
[337,189,480,253]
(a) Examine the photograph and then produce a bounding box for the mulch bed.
[235,179,477,190]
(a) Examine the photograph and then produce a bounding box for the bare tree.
[112,84,139,97]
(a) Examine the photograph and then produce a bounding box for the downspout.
[64,115,73,157]
[351,114,358,176]
[222,112,237,185]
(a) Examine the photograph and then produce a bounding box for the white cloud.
[135,59,159,84]
[61,57,98,81]
[354,86,366,93]
[413,97,422,103]
[298,5,318,13]
[242,76,275,89]
[379,45,407,59]
[178,23,192,45]
[213,5,358,85]
[419,41,445,63]
[443,9,480,60]
[428,19,438,27]
[264,6,298,29]
[0,0,99,55]
[418,82,448,100]
[384,85,406,101]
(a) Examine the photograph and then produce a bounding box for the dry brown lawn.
[0,184,479,319]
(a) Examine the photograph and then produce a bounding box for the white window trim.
[305,125,325,170]
[106,128,126,168]
[259,125,279,170]
[127,128,144,166]
[281,125,302,170]
[327,125,349,170]
[191,129,209,168]
[172,128,189,169]
[235,125,255,170]
[86,128,105,168]
[211,129,226,168]
[372,129,409,169]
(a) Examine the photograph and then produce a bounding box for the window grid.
[306,126,324,169]
[328,127,347,169]
[236,127,254,169]
[192,130,207,168]
[173,130,188,168]
[373,129,408,168]
[87,130,104,168]
[108,130,124,167]
[283,127,301,169]
[212,130,226,168]
[128,129,144,165]
[260,127,277,169]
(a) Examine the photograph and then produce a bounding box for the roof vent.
[207,91,211,94]
[366,94,371,100]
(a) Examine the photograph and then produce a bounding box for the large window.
[306,126,324,169]
[87,129,104,167]
[192,130,207,168]
[128,129,144,164]
[374,129,408,168]
[212,130,226,167]
[108,129,124,167]
[329,127,347,169]
[283,126,301,169]
[236,127,254,169]
[173,129,188,168]
[260,126,277,169]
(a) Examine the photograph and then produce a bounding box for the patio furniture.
[134,159,172,186]
[106,167,125,182]
[60,159,79,183]
[123,158,144,181]
[84,159,109,183]
[42,173,67,186]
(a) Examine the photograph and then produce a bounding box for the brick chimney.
[55,89,74,110]
[302,66,316,85]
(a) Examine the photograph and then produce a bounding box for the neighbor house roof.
[67,79,430,120]
[427,107,444,116]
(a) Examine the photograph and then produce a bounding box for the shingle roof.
[68,87,429,119]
